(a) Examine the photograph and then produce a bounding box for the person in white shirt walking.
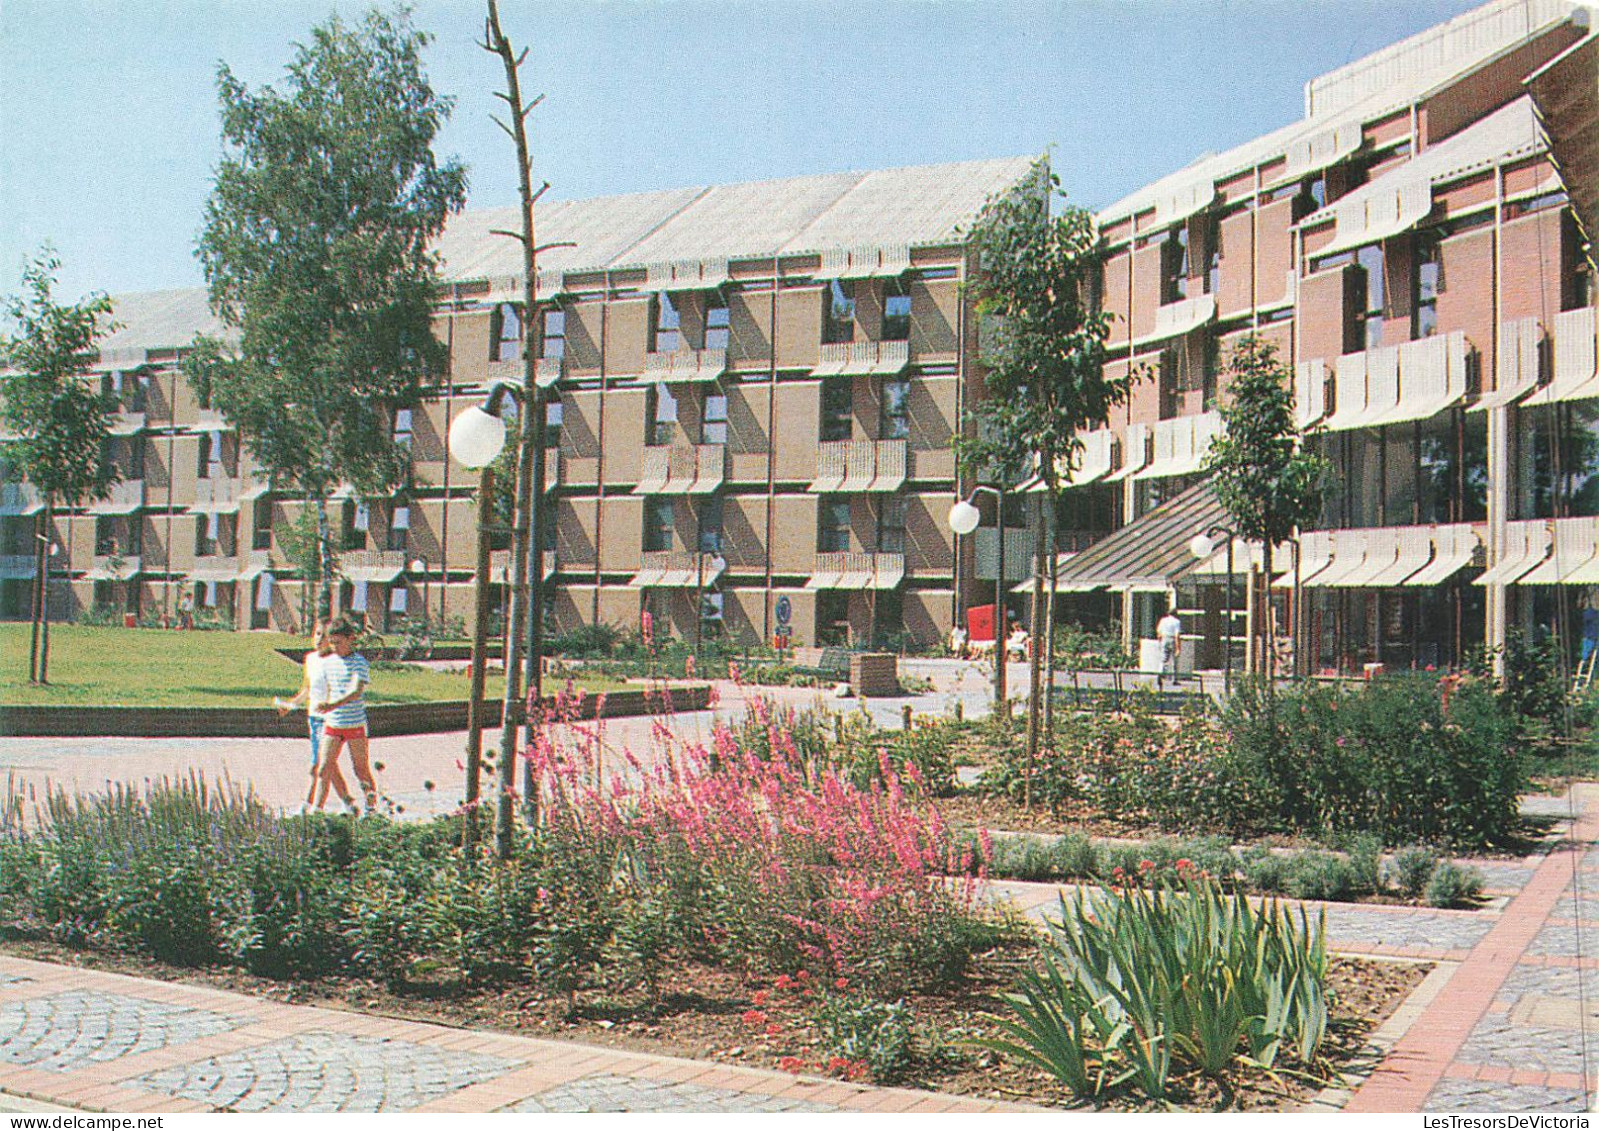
[314,618,379,814]
[276,620,353,812]
[1156,607,1183,684]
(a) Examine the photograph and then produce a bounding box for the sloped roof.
[1527,32,1599,263]
[1049,480,1227,592]
[93,288,235,368]
[1098,0,1582,226]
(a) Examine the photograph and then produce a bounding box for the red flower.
[795,969,812,983]
[1175,858,1193,872]
[765,1023,782,1036]
[777,1056,805,1074]
[751,990,770,1007]
[834,977,850,991]
[741,1009,768,1027]
[774,974,794,990]
[1138,859,1156,873]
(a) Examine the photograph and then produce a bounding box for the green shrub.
[813,991,918,1083]
[984,874,1329,1102]
[989,836,1062,882]
[1239,846,1289,895]
[1424,862,1484,908]
[1283,852,1357,903]
[1344,833,1384,896]
[1389,846,1439,901]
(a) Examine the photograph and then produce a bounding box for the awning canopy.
[1295,360,1328,429]
[1475,521,1553,586]
[1275,530,1336,588]
[187,561,242,583]
[1322,333,1470,430]
[1129,294,1217,350]
[1474,317,1545,412]
[1522,306,1599,406]
[1516,518,1599,585]
[809,440,905,494]
[636,349,728,385]
[1403,525,1482,586]
[805,552,905,591]
[1305,530,1374,588]
[1047,480,1226,593]
[646,258,731,292]
[1527,33,1599,279]
[1313,180,1433,259]
[1030,428,1116,490]
[1364,526,1436,587]
[1102,423,1149,482]
[816,245,912,280]
[82,556,141,582]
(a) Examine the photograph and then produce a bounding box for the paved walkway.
[0,955,1026,1115]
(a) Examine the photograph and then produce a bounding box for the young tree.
[0,249,117,682]
[959,158,1132,791]
[1202,335,1330,676]
[190,6,467,621]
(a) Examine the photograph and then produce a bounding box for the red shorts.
[323,724,367,741]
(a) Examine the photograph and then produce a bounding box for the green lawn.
[0,625,623,707]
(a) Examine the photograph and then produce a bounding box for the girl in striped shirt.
[314,618,379,813]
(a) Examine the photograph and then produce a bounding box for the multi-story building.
[1055,0,1599,673]
[0,157,1040,649]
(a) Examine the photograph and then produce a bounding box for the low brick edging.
[0,685,712,739]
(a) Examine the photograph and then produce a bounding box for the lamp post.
[32,536,59,684]
[948,484,1007,713]
[448,383,519,850]
[1188,524,1237,696]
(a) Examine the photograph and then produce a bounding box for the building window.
[354,502,370,533]
[1161,226,1189,305]
[818,497,851,553]
[877,495,906,554]
[882,278,911,341]
[392,408,413,448]
[197,432,223,480]
[95,518,117,556]
[195,512,221,557]
[492,303,522,362]
[873,588,904,647]
[388,505,410,552]
[1205,222,1221,296]
[702,393,728,445]
[823,280,856,345]
[1414,234,1441,340]
[699,588,724,638]
[349,580,368,612]
[644,498,674,552]
[881,377,910,440]
[647,383,677,446]
[820,377,852,442]
[540,307,566,360]
[389,585,408,615]
[698,494,724,554]
[252,499,273,551]
[1354,243,1385,351]
[704,296,730,351]
[650,292,681,354]
[817,590,851,646]
[544,399,563,449]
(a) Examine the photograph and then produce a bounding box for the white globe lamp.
[947,498,981,536]
[448,405,507,469]
[1188,532,1216,561]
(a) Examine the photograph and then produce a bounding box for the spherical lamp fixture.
[947,498,981,537]
[1188,532,1216,561]
[448,405,507,469]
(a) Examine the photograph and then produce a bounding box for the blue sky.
[0,0,1485,302]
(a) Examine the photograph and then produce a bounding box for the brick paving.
[0,956,1025,1114]
[1343,784,1599,1113]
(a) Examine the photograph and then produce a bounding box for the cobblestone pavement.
[1344,783,1599,1114]
[0,957,1024,1114]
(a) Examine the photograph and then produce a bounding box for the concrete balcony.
[190,478,243,514]
[544,447,561,492]
[629,549,725,588]
[634,444,726,494]
[812,339,910,377]
[85,554,141,581]
[189,554,241,582]
[338,549,406,583]
[489,548,557,583]
[809,438,907,493]
[192,408,232,432]
[108,410,146,435]
[805,551,906,590]
[86,480,145,515]
[641,347,727,384]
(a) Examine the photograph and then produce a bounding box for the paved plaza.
[3,665,1598,1112]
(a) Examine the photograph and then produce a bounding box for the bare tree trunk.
[38,497,54,684]
[1043,501,1059,752]
[28,508,44,682]
[1024,491,1047,807]
[463,464,495,853]
[484,0,549,857]
[315,495,334,623]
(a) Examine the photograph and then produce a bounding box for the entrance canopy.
[1019,481,1227,594]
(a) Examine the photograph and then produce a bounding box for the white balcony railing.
[635,445,725,494]
[810,438,907,492]
[86,480,145,515]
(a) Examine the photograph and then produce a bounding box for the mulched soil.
[0,933,1427,1112]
